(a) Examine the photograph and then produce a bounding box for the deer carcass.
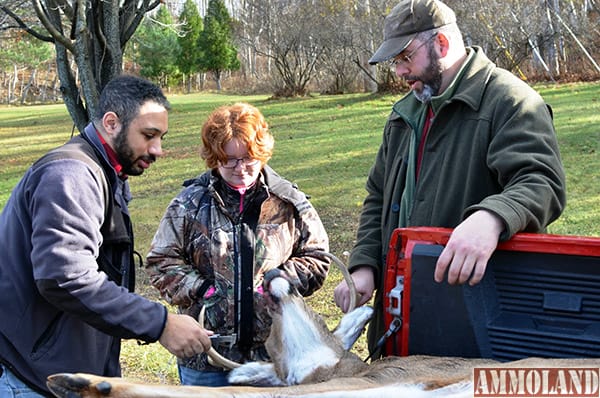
[47,270,599,398]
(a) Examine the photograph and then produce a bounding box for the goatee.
[412,44,443,104]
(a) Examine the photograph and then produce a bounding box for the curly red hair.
[200,102,274,169]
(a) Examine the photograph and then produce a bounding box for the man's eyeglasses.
[389,33,438,69]
[220,156,260,169]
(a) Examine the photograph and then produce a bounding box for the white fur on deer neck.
[268,276,339,385]
[279,298,339,384]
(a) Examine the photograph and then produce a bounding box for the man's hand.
[434,210,504,286]
[159,312,214,358]
[334,266,375,313]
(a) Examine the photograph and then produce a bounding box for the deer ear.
[333,306,375,351]
[229,362,285,387]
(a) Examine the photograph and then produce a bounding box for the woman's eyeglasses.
[221,157,260,169]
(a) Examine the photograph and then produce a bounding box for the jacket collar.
[81,123,132,203]
[184,164,313,215]
[81,123,121,179]
[450,46,496,112]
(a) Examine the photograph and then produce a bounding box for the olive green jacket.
[350,47,566,355]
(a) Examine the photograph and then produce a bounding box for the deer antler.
[199,251,357,370]
[315,250,358,312]
[199,306,241,370]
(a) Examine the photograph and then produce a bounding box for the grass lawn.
[1,82,599,383]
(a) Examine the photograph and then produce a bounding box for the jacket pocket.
[30,312,63,360]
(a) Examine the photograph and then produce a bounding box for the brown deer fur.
[46,274,599,398]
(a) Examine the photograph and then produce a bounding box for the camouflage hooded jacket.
[146,165,330,370]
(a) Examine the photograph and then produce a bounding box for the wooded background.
[1,0,599,107]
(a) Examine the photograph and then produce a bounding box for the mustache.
[139,154,156,164]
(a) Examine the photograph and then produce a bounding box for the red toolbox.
[383,227,600,359]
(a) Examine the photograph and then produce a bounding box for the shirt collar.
[96,129,128,180]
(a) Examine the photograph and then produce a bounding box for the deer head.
[226,268,373,386]
[204,250,362,372]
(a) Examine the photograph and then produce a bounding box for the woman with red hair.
[146,103,330,387]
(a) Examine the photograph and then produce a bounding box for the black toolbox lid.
[384,227,600,360]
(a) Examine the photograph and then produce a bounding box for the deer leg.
[47,373,114,398]
[333,306,374,351]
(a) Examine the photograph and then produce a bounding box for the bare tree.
[237,0,328,96]
[349,0,398,92]
[317,0,386,94]
[3,0,600,100]
[1,0,162,131]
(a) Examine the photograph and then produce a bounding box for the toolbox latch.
[387,275,404,318]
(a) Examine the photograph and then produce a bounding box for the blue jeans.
[177,364,230,387]
[0,364,45,398]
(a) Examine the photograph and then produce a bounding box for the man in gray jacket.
[334,0,566,358]
[0,75,212,397]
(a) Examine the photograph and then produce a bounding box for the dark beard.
[413,44,443,104]
[113,126,155,176]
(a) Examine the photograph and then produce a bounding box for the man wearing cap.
[334,0,566,358]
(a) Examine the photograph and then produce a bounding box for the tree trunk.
[215,70,222,91]
[543,0,561,75]
[9,63,18,103]
[20,68,36,104]
[14,0,163,131]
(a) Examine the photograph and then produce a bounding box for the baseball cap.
[368,0,456,65]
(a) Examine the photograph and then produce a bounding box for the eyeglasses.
[389,33,438,69]
[220,156,260,169]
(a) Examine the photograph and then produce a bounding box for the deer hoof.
[47,373,112,397]
[47,373,89,397]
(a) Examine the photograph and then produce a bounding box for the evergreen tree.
[177,0,204,93]
[137,6,181,88]
[198,0,240,91]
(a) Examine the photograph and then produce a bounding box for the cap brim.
[368,36,414,65]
